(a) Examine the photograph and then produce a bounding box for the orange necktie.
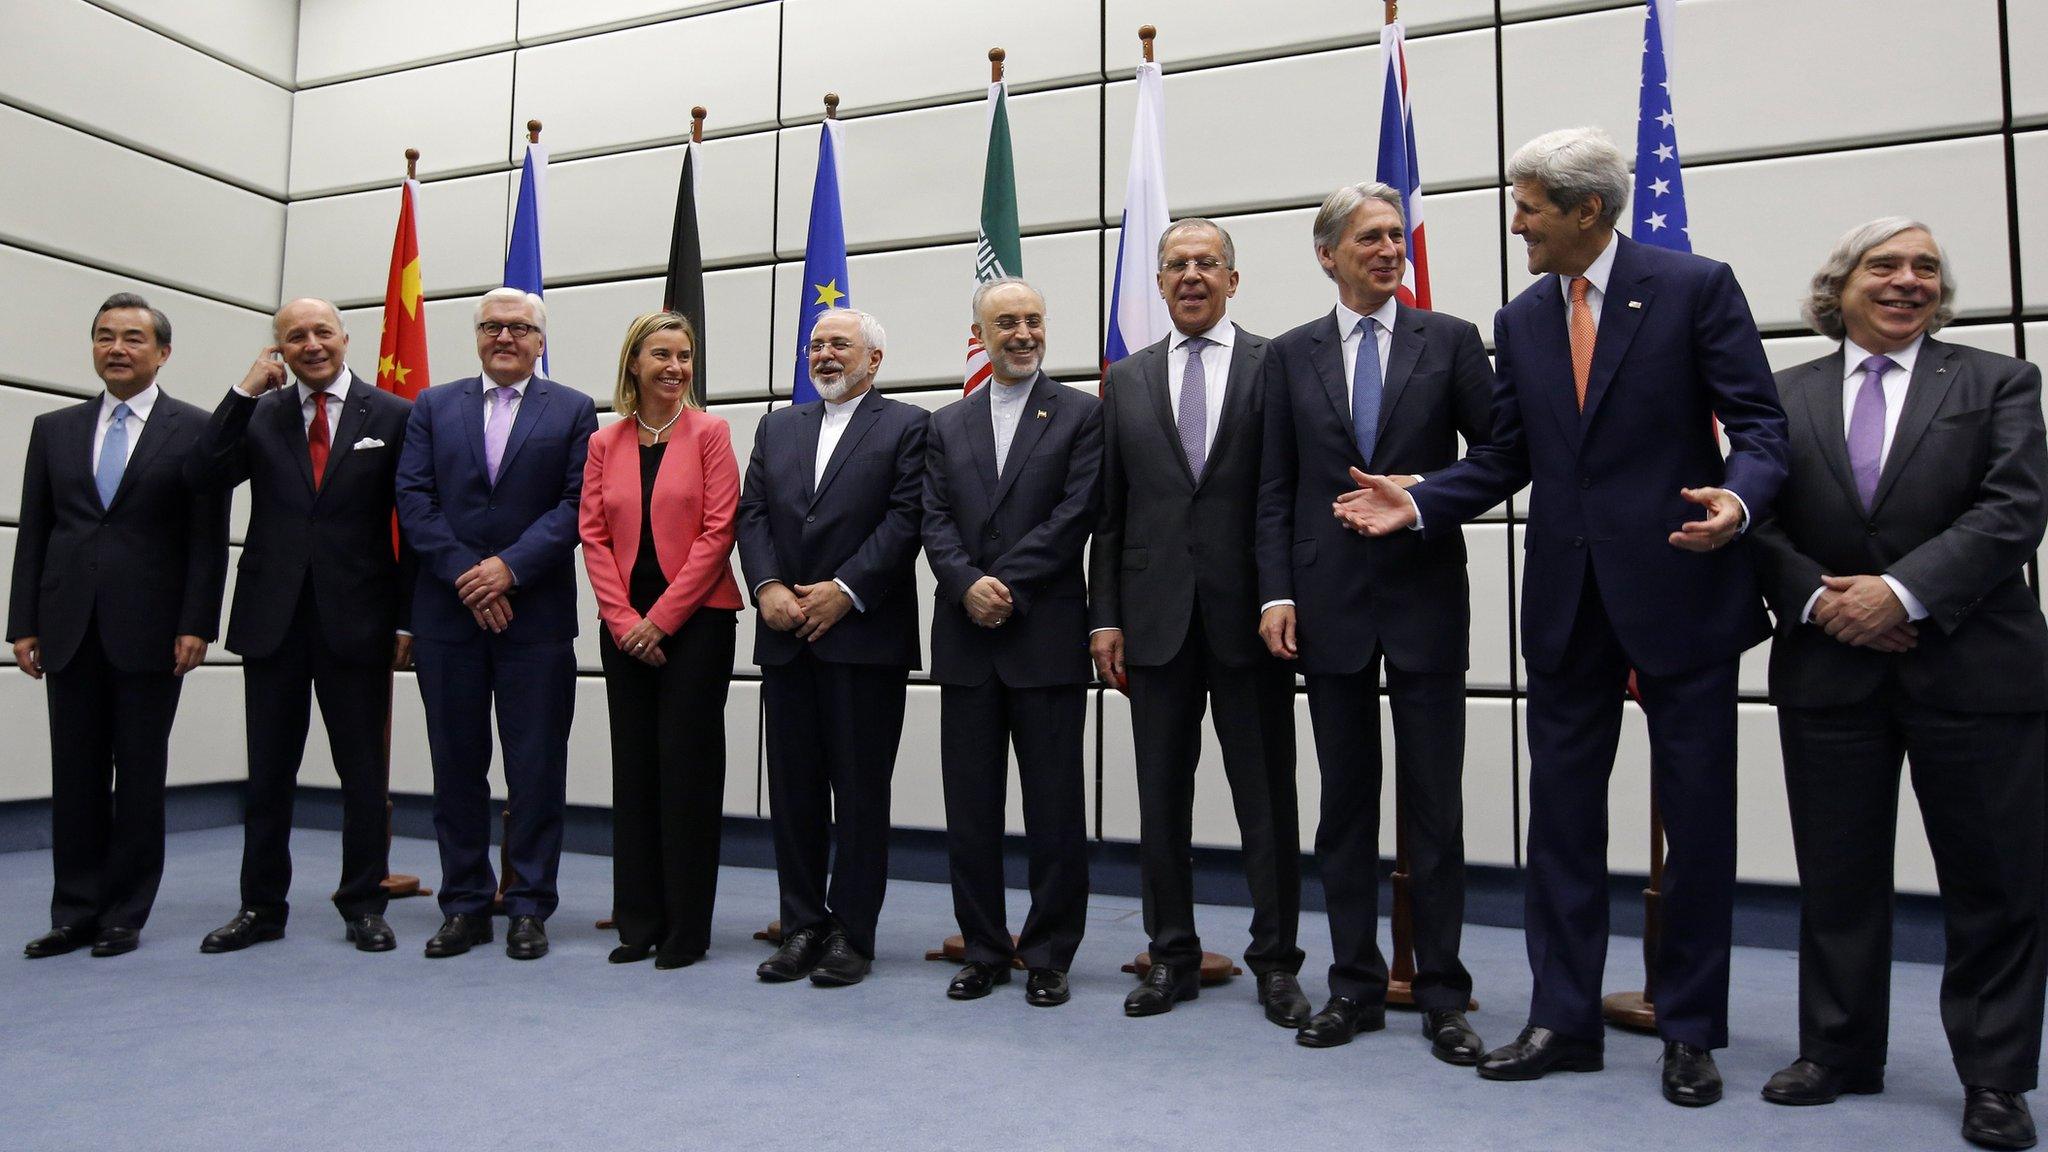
[1569,276,1595,411]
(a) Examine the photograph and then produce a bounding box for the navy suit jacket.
[737,387,928,669]
[1256,304,1498,676]
[7,391,229,674]
[188,374,416,664]
[923,373,1102,689]
[394,374,598,644]
[1411,235,1789,677]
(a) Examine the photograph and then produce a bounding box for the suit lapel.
[794,402,823,504]
[69,401,103,509]
[1202,328,1260,487]
[493,377,554,482]
[965,383,1000,502]
[993,374,1056,509]
[1799,352,1861,512]
[461,378,490,481]
[1307,312,1360,466]
[1377,305,1428,447]
[1525,275,1584,455]
[109,395,177,510]
[1871,338,1958,513]
[276,388,316,493]
[1140,341,1195,489]
[1580,237,1654,429]
[809,390,885,510]
[320,387,371,493]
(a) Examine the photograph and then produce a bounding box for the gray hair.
[92,292,172,346]
[475,286,548,334]
[1157,218,1236,269]
[971,276,1044,324]
[1507,127,1631,229]
[273,297,347,338]
[1801,216,1955,340]
[810,307,887,353]
[1311,182,1404,282]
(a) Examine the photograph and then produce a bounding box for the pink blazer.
[579,410,743,642]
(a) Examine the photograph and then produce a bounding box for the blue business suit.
[395,374,598,920]
[1412,235,1788,1048]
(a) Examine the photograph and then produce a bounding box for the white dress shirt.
[298,367,353,433]
[1167,319,1236,459]
[988,375,1033,474]
[1555,229,1619,330]
[758,387,868,612]
[1798,335,1930,624]
[93,382,159,473]
[484,375,530,433]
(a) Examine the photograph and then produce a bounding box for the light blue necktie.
[96,402,131,507]
[1177,336,1211,479]
[1352,317,1382,466]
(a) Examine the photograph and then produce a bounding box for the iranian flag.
[964,78,1022,394]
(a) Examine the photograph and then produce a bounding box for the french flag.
[1376,18,1430,309]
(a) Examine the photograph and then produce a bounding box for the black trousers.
[761,650,908,959]
[1780,688,2046,1091]
[1305,654,1472,1009]
[239,587,391,922]
[1127,613,1302,975]
[47,621,182,931]
[1524,573,1739,1049]
[597,609,736,956]
[939,678,1089,971]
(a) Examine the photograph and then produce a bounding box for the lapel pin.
[1627,300,1643,309]
[1035,409,1049,419]
[1936,366,1948,374]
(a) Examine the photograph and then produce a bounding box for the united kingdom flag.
[1376,16,1430,308]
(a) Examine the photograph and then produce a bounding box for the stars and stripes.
[1633,0,1690,252]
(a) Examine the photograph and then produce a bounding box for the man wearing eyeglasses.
[395,287,599,961]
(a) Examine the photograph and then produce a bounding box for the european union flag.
[1632,0,1689,253]
[793,120,849,403]
[505,139,550,374]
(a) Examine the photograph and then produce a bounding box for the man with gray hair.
[1749,219,2047,1149]
[740,306,929,987]
[1334,127,1789,1105]
[396,285,598,961]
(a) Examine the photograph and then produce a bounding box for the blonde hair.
[613,311,702,416]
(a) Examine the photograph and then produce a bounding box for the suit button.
[805,515,816,524]
[1571,536,1584,548]
[987,528,1000,539]
[1580,477,1591,489]
[1865,524,1877,536]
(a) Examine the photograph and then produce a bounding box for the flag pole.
[990,46,1005,84]
[382,144,430,901]
[823,92,838,120]
[498,112,532,906]
[1139,23,1155,63]
[691,105,705,144]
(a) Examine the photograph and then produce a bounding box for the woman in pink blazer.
[580,311,743,968]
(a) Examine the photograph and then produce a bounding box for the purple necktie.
[1177,336,1211,479]
[486,385,518,483]
[1846,354,1892,510]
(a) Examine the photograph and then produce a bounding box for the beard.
[993,344,1041,381]
[810,359,869,402]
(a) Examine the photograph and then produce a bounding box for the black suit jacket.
[737,387,928,669]
[8,391,229,674]
[1091,326,1271,668]
[924,373,1102,688]
[187,372,416,665]
[1256,304,1498,676]
[1751,339,2048,712]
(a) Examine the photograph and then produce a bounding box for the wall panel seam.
[0,97,289,204]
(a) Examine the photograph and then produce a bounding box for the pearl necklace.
[636,405,682,440]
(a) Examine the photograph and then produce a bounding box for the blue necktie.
[96,402,131,507]
[1352,317,1382,466]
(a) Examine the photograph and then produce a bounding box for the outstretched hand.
[1332,467,1420,537]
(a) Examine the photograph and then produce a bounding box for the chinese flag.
[377,179,428,400]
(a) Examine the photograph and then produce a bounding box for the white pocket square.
[351,437,386,450]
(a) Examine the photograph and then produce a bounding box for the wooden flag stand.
[1601,800,1663,1032]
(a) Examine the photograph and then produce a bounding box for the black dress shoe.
[609,943,653,964]
[1477,1025,1604,1080]
[1257,971,1312,1028]
[1296,995,1386,1048]
[505,915,548,960]
[1424,1008,1485,1066]
[24,924,94,959]
[1760,1058,1884,1106]
[423,913,493,958]
[947,960,1011,1000]
[1026,968,1070,1007]
[1661,1041,1723,1106]
[809,931,870,986]
[89,927,140,957]
[200,910,285,954]
[1124,962,1199,1017]
[653,948,700,970]
[756,927,823,982]
[1964,1087,2038,1150]
[344,914,395,953]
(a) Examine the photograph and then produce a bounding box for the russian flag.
[1103,53,1170,371]
[1376,18,1430,310]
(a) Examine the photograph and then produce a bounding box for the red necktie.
[308,392,331,489]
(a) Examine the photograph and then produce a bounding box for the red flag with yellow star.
[376,179,428,400]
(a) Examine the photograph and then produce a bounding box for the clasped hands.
[758,579,853,642]
[457,556,515,633]
[1812,573,1917,653]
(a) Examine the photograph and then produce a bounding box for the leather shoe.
[24,924,94,958]
[947,960,1012,1000]
[1124,962,1199,1017]
[200,909,285,954]
[1296,995,1386,1048]
[505,915,548,960]
[1257,971,1312,1028]
[1964,1087,2038,1150]
[1425,1008,1485,1066]
[423,913,493,958]
[653,947,700,970]
[1477,1025,1604,1080]
[1760,1058,1884,1106]
[1026,968,1070,1007]
[809,931,870,986]
[344,914,395,953]
[609,943,653,964]
[1662,1041,1723,1107]
[756,927,824,982]
[90,927,140,957]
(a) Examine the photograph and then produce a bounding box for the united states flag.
[1633,0,1690,253]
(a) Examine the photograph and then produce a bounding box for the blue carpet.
[0,828,2016,1150]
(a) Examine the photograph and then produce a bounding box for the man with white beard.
[737,307,931,987]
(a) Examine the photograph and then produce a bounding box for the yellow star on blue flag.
[794,122,850,402]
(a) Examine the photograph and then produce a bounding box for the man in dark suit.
[187,298,415,955]
[739,307,928,988]
[1256,184,1494,1059]
[395,286,598,961]
[1338,127,1789,1105]
[1749,218,2048,1151]
[10,292,229,958]
[925,278,1101,1009]
[1092,219,1309,1026]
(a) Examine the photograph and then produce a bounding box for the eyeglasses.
[988,315,1044,332]
[806,337,859,353]
[1160,257,1227,273]
[477,321,540,339]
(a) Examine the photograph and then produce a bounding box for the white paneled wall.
[5,0,2046,903]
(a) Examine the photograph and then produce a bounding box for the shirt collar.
[1842,335,1923,379]
[102,382,160,421]
[1173,317,1235,352]
[989,371,1037,402]
[485,375,532,396]
[1333,296,1399,338]
[822,386,868,417]
[297,366,353,407]
[1559,231,1620,300]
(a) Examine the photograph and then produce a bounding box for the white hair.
[970,276,1045,323]
[475,286,548,333]
[809,307,886,352]
[1507,127,1631,228]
